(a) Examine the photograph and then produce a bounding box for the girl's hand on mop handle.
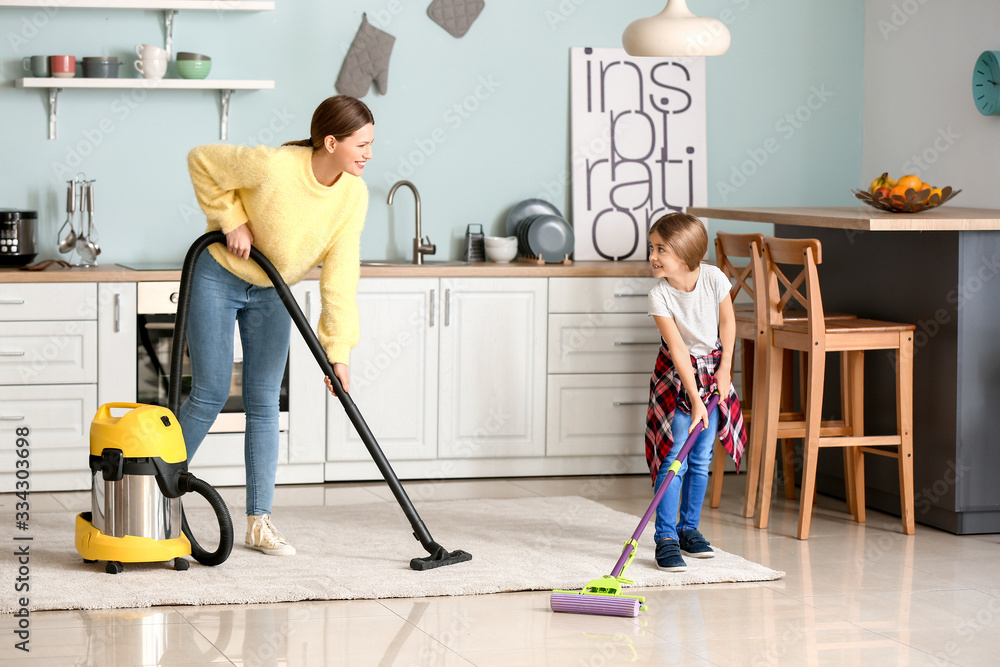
[690,397,709,433]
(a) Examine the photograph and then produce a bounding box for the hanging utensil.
[85,179,100,258]
[75,180,97,265]
[57,178,77,254]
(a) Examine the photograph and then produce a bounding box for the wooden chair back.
[761,237,826,343]
[714,232,765,309]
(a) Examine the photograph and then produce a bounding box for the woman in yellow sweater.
[184,95,373,556]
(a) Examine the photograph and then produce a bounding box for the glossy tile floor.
[4,474,999,666]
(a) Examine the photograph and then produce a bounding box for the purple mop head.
[549,592,640,617]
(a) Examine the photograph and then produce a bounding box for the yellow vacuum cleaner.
[75,402,233,574]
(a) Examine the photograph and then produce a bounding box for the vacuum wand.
[175,232,471,570]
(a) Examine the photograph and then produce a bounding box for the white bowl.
[484,235,517,247]
[485,244,517,263]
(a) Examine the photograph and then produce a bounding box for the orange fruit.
[896,174,922,191]
[928,187,943,202]
[890,183,913,200]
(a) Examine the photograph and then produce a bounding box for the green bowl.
[176,59,211,80]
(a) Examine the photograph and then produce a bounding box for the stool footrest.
[857,445,902,459]
[818,436,902,448]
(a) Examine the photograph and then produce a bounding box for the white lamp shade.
[622,0,731,57]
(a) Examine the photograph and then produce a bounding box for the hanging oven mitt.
[335,13,396,98]
[427,0,485,38]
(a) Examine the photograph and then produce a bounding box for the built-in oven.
[135,281,289,433]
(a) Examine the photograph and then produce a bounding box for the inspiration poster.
[570,47,707,261]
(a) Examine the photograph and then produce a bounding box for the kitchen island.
[690,205,1000,534]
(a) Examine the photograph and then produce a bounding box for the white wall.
[863,0,1000,207]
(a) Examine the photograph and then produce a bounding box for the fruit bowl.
[851,185,961,213]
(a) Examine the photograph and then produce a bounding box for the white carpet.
[3,496,783,612]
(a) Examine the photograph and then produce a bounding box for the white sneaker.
[245,514,296,556]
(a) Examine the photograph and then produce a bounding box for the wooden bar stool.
[753,236,915,539]
[709,232,857,518]
[708,232,797,517]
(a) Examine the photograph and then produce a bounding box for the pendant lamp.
[622,0,731,57]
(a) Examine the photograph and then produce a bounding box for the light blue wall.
[0,1,863,265]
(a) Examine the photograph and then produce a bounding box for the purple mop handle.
[611,393,721,579]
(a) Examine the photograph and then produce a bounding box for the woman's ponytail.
[281,96,374,151]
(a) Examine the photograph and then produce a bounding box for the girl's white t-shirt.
[648,263,731,357]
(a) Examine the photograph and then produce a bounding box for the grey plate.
[505,199,562,236]
[527,214,574,262]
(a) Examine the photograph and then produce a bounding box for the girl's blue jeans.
[653,406,720,543]
[178,251,291,516]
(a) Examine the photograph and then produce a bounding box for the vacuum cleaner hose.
[169,232,241,567]
[179,472,234,566]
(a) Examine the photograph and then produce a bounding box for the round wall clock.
[973,50,1000,116]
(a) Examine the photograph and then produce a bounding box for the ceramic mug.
[134,43,168,61]
[134,57,167,80]
[22,55,49,77]
[50,55,76,79]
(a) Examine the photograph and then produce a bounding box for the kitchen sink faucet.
[387,180,435,265]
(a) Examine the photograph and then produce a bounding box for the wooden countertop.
[688,206,1000,231]
[0,260,653,283]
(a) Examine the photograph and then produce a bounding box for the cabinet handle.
[613,293,645,298]
[113,293,121,333]
[305,291,312,322]
[0,351,26,357]
[429,289,436,327]
[614,341,660,346]
[0,415,26,421]
[169,292,179,304]
[444,289,451,327]
[0,299,25,305]
[613,401,647,406]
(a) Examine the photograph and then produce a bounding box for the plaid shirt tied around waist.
[644,342,748,483]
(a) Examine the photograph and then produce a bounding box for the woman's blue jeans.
[178,251,291,516]
[653,406,719,543]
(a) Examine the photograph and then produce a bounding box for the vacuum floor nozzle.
[410,548,473,571]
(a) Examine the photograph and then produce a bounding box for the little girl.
[645,212,747,571]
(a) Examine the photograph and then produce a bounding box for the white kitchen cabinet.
[0,282,100,491]
[97,283,137,406]
[327,278,439,464]
[0,321,97,385]
[0,384,97,492]
[287,280,327,470]
[546,276,658,464]
[438,278,548,459]
[547,313,660,374]
[326,277,547,475]
[546,373,650,456]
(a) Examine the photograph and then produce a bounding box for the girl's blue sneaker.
[655,538,687,571]
[678,528,714,558]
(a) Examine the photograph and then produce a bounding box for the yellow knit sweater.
[187,144,368,365]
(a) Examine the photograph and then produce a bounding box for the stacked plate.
[505,199,574,262]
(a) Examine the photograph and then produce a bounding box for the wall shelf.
[15,77,275,140]
[0,1,274,10]
[1,1,274,83]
